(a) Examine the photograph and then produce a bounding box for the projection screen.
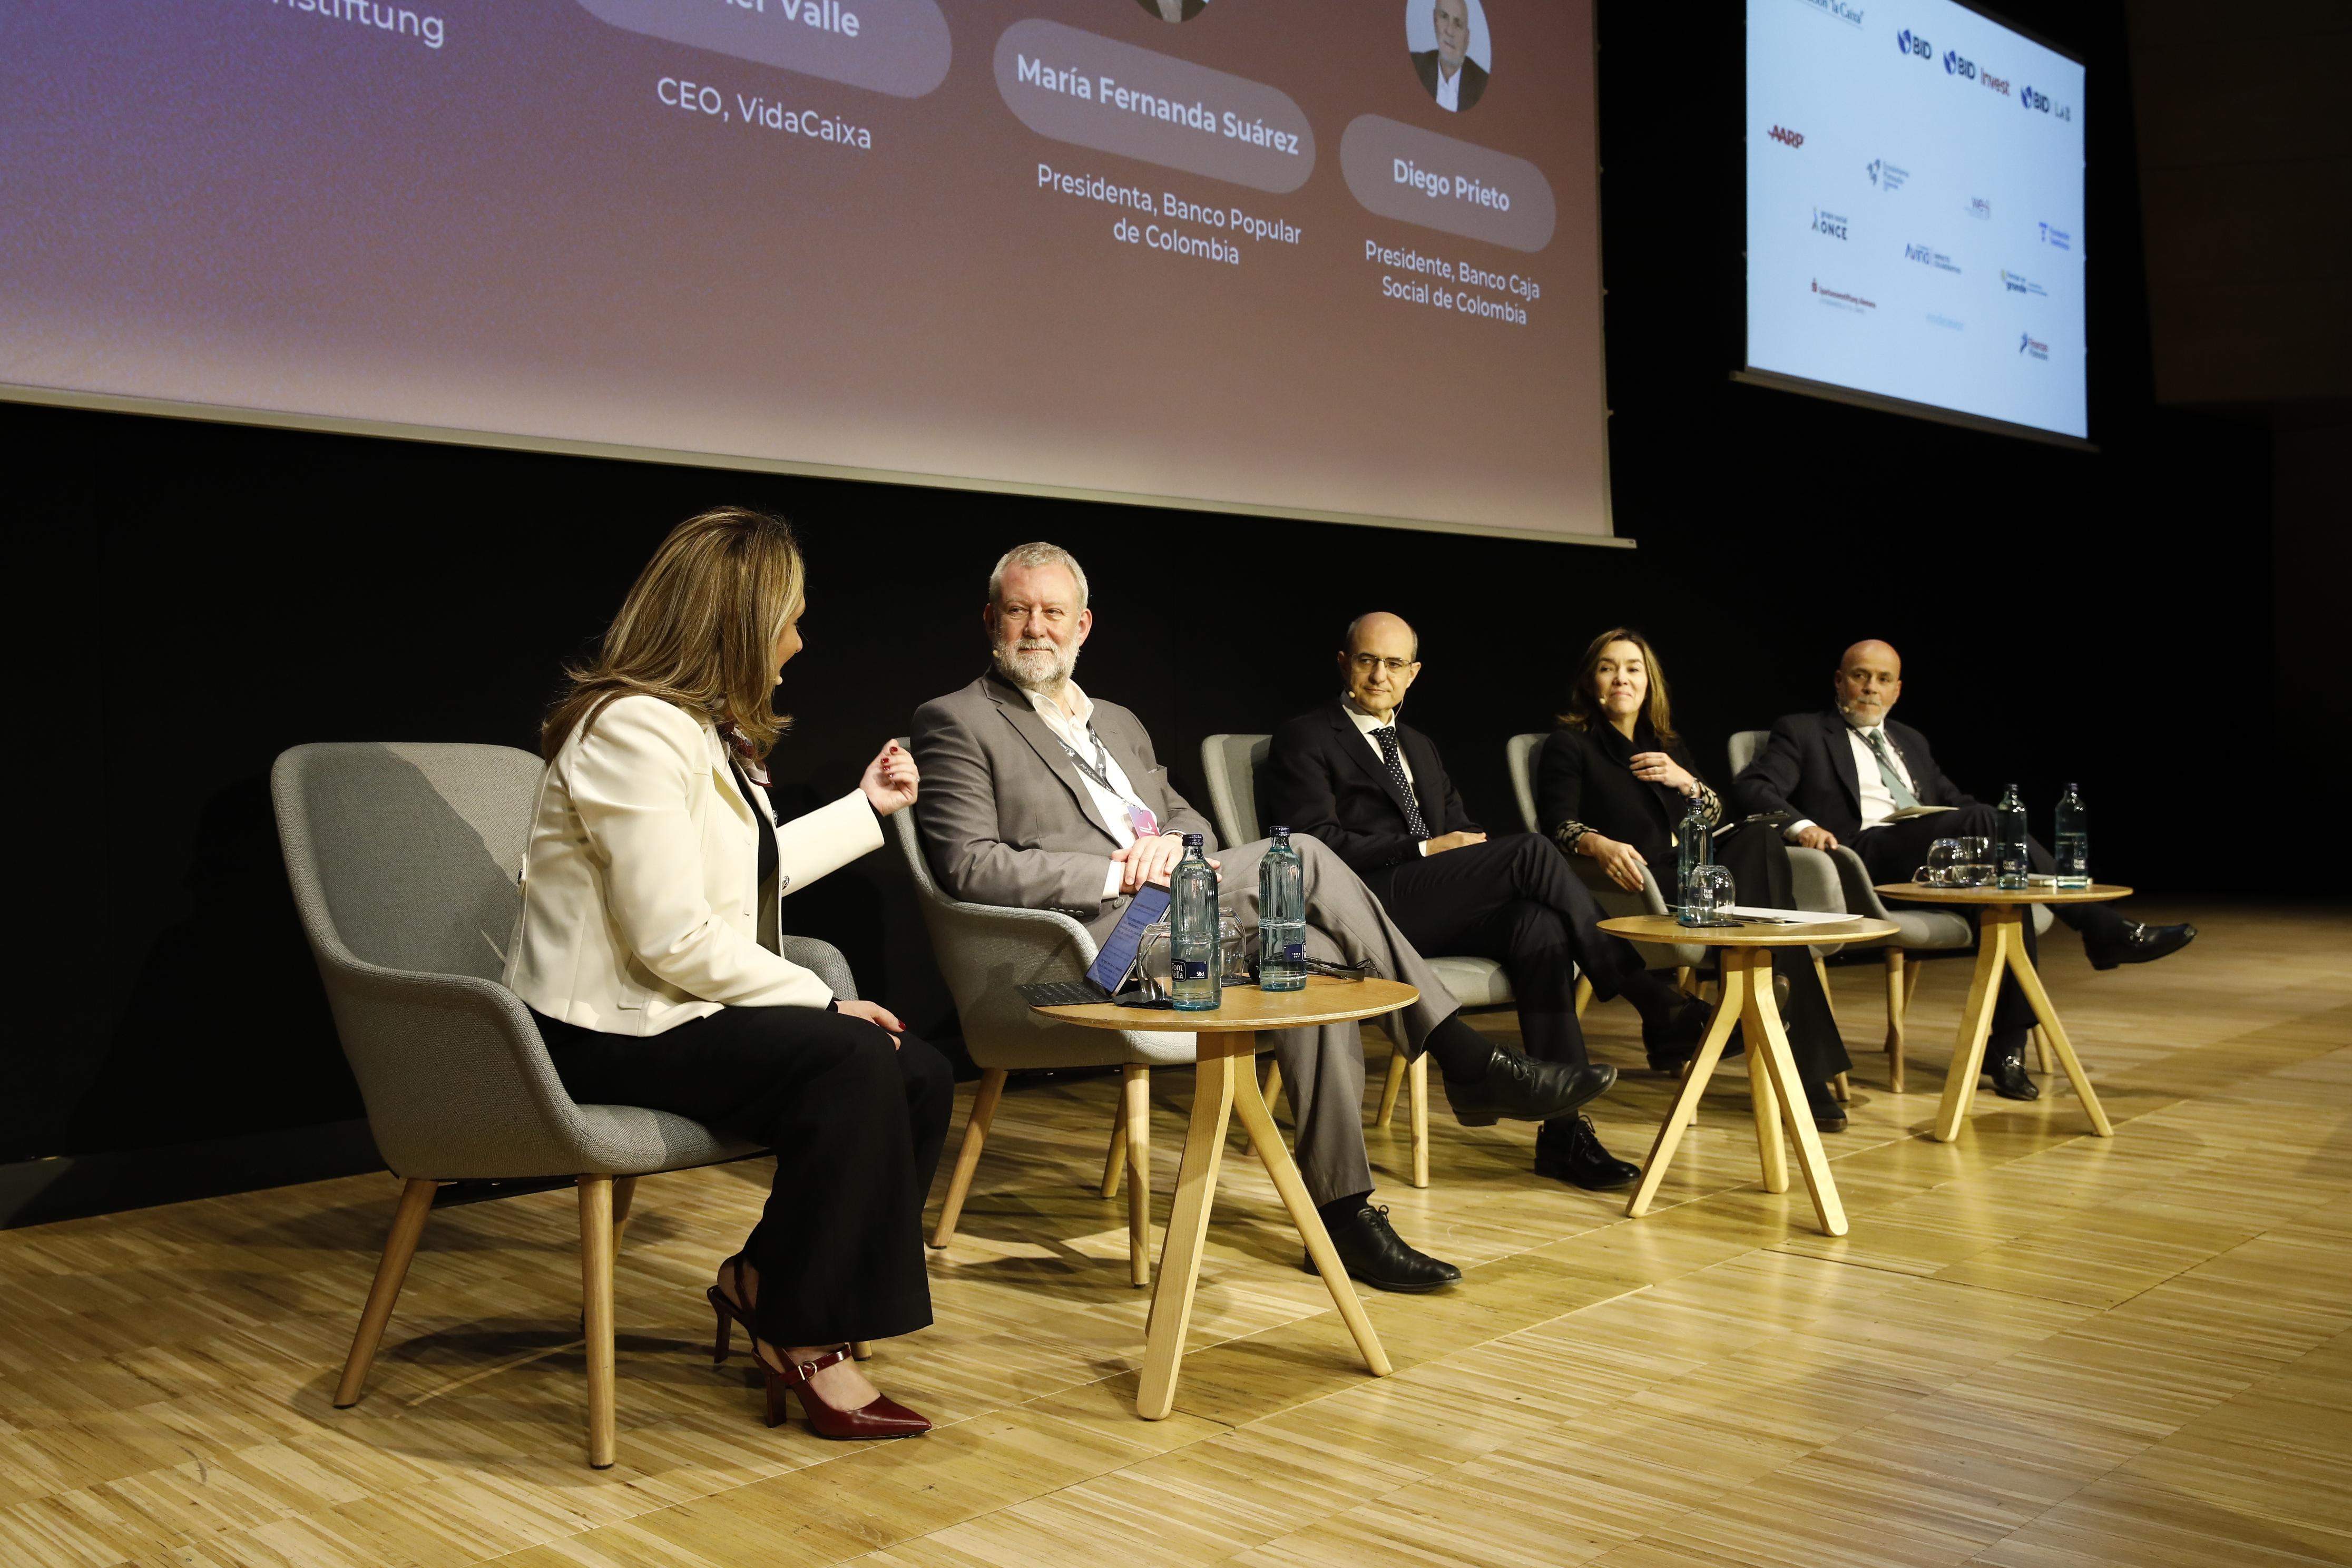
[2,0,1612,542]
[1742,0,2088,444]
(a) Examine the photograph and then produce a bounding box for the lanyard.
[1057,721,1160,838]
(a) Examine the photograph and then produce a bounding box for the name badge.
[1128,804,1160,839]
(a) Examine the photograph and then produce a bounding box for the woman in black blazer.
[1536,629,1853,1131]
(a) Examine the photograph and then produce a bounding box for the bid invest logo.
[1769,125,1805,148]
[2018,331,2050,360]
[1896,27,1931,59]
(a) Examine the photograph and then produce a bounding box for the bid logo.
[1896,28,1931,58]
[1769,125,1805,148]
[2022,84,2050,112]
[1944,48,1977,80]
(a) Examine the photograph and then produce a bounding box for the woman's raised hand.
[1628,750,1698,796]
[859,741,919,818]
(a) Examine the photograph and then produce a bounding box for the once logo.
[1943,48,1977,80]
[1769,125,1805,148]
[1896,28,1931,58]
[2018,331,2050,360]
[2022,84,2050,112]
[1812,207,1849,239]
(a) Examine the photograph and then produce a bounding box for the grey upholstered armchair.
[271,741,857,1468]
[1505,732,1705,983]
[888,773,1192,1285]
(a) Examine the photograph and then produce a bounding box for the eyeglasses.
[1349,653,1415,675]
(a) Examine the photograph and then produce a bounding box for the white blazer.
[505,693,884,1035]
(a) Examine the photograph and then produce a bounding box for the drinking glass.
[1913,838,1964,887]
[1218,909,1251,986]
[1953,835,1995,887]
[1136,921,1172,1001]
[1678,864,1737,926]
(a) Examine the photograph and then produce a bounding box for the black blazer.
[1263,703,1479,878]
[1730,711,1976,843]
[1535,722,1712,870]
[1411,50,1488,110]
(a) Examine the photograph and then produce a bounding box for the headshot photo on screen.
[1132,0,1209,22]
[1407,0,1492,113]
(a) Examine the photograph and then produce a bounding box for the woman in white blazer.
[508,506,948,1441]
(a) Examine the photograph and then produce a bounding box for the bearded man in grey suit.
[909,542,1611,1293]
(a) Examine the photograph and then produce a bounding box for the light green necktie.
[1860,728,1920,810]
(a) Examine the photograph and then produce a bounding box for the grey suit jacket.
[909,671,1217,938]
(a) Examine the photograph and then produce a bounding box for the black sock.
[1618,969,1684,1025]
[1422,1011,1497,1083]
[1317,1192,1373,1226]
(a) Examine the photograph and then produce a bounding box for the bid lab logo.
[2022,84,2050,112]
[1896,27,1931,59]
[1769,125,1805,149]
[2018,331,2050,360]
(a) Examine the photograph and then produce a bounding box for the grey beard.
[992,641,1076,694]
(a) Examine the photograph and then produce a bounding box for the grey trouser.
[1154,835,1462,1204]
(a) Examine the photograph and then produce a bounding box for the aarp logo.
[1769,125,1805,148]
[1944,48,1977,80]
[1896,28,1931,59]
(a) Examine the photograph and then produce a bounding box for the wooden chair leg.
[1573,973,1594,1018]
[929,1069,1005,1250]
[1674,966,1698,997]
[1408,1052,1429,1189]
[610,1175,639,1254]
[850,1341,874,1361]
[1261,1059,1285,1122]
[1375,1047,1408,1126]
[1123,1065,1152,1287]
[1832,1072,1851,1104]
[578,1175,617,1470]
[335,1178,436,1409]
[1812,954,1839,1031]
[1883,949,1908,1094]
[1100,1086,1129,1199]
[2031,1026,2052,1073]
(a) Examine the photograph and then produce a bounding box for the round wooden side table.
[1875,883,2132,1142]
[1600,914,1899,1238]
[1032,975,1416,1420]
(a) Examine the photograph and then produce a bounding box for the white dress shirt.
[1433,62,1461,111]
[1341,698,1434,855]
[1026,681,1153,897]
[1786,721,1918,839]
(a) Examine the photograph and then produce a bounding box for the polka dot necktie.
[1373,727,1430,840]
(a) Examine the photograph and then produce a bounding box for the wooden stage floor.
[3,902,2346,1568]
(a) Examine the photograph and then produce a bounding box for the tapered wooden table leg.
[2005,935,2113,1136]
[1122,1064,1153,1286]
[1628,962,1748,1219]
[1747,999,1789,1194]
[1934,912,2018,1142]
[1738,950,1847,1236]
[1136,1042,1236,1419]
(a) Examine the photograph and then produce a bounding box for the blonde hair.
[543,507,807,762]
[1558,626,1679,743]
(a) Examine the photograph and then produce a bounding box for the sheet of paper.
[1723,906,1861,925]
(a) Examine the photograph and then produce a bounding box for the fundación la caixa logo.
[1769,124,1805,149]
[2018,331,2050,360]
[1895,27,1932,60]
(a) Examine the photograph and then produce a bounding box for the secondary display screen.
[3,0,1609,540]
[1744,0,2086,442]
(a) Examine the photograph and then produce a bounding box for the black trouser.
[532,1004,954,1347]
[1714,827,1854,1086]
[1367,832,1649,1072]
[1855,806,2126,1042]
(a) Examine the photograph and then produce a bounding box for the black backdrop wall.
[4,2,2293,1200]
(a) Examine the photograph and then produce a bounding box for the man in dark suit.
[1264,613,1709,1191]
[1411,0,1488,112]
[1733,639,2194,1098]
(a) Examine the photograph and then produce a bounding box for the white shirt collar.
[1023,678,1092,734]
[1341,696,1401,733]
[1434,59,1461,111]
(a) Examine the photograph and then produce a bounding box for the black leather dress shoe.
[1640,995,1712,1072]
[2085,920,2197,972]
[1985,1053,2041,1101]
[1804,1078,1848,1133]
[1534,1115,1641,1190]
[1445,1047,1615,1128]
[1305,1203,1462,1292]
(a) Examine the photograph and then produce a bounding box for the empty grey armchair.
[271,741,856,1469]
[888,771,1189,1283]
[1198,734,1446,1185]
[1726,728,2046,1091]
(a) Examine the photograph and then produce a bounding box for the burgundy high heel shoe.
[761,1346,929,1439]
